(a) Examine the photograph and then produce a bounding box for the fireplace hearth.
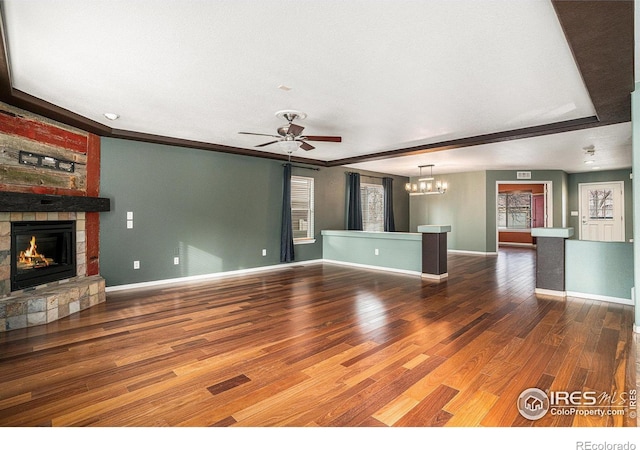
[0,212,107,332]
[11,221,77,291]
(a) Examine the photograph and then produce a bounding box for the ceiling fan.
[239,110,341,152]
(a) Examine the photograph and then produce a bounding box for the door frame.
[495,180,553,250]
[577,181,625,241]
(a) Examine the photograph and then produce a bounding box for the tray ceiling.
[0,0,633,176]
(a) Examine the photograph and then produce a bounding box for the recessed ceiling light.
[584,159,595,164]
[278,85,292,91]
[104,113,119,120]
[591,166,601,170]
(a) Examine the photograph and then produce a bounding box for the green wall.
[407,169,637,254]
[409,171,487,252]
[322,230,422,273]
[99,138,408,287]
[565,240,634,301]
[566,169,633,242]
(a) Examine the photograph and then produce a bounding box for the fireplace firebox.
[10,221,77,291]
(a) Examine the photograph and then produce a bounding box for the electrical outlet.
[374,248,379,256]
[173,257,180,265]
[262,249,267,256]
[133,261,140,269]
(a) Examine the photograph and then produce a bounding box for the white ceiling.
[1,0,633,177]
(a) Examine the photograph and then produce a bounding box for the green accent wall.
[99,138,408,287]
[565,240,633,301]
[566,169,633,242]
[322,230,421,273]
[409,171,487,252]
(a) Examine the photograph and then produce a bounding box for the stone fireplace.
[0,101,110,332]
[0,207,107,332]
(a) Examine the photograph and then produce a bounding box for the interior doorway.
[496,181,552,249]
[578,181,625,242]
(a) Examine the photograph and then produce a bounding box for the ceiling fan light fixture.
[238,110,342,153]
[280,140,299,154]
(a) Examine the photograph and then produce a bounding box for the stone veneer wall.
[0,211,106,332]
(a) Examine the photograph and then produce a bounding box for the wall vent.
[516,171,532,180]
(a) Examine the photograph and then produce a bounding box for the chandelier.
[405,164,447,195]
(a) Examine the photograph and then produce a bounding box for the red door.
[532,194,545,228]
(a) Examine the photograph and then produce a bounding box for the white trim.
[321,259,422,277]
[447,249,498,256]
[566,291,634,306]
[294,238,316,245]
[105,259,324,292]
[633,324,640,334]
[421,272,448,281]
[535,288,567,298]
[495,180,553,253]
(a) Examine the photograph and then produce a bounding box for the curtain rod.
[346,171,386,180]
[284,163,320,171]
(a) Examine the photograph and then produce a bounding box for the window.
[497,192,531,229]
[360,182,384,232]
[588,189,614,220]
[291,175,314,243]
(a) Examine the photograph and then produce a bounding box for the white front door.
[579,181,625,242]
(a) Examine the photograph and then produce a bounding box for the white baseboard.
[105,259,324,292]
[321,259,422,277]
[447,249,498,256]
[566,291,634,306]
[535,288,567,298]
[421,272,448,281]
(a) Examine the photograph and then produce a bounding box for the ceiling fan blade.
[299,141,314,151]
[239,131,280,138]
[255,140,281,147]
[287,123,305,136]
[302,135,342,142]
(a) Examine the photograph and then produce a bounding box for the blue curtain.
[280,163,295,262]
[347,172,363,230]
[383,177,396,232]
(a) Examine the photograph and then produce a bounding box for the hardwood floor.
[0,248,636,427]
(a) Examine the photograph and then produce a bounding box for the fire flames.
[18,236,51,268]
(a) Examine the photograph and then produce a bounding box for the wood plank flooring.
[0,248,636,427]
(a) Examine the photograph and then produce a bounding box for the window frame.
[290,175,316,244]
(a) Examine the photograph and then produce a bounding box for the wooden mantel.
[0,191,110,212]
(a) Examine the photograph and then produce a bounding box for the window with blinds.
[291,175,314,242]
[360,182,384,232]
